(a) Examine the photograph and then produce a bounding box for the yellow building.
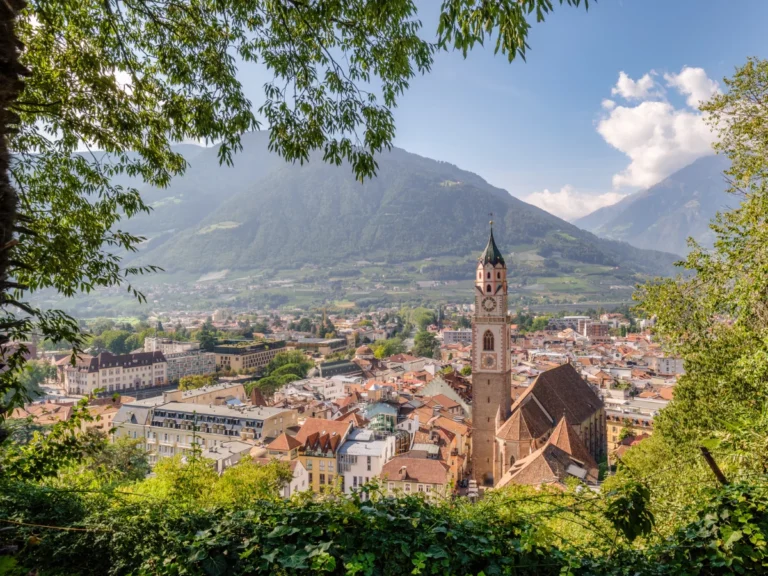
[294,417,352,493]
[214,340,286,372]
[606,409,654,457]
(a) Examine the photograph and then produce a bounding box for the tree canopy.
[0,0,591,412]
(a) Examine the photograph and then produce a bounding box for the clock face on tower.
[481,296,496,312]
[481,353,496,369]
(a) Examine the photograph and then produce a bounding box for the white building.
[112,398,298,466]
[63,351,167,395]
[336,429,396,495]
[442,329,472,345]
[144,337,200,355]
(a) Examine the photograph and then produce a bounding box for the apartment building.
[214,340,286,372]
[442,329,472,345]
[337,429,396,495]
[144,337,200,355]
[113,399,298,465]
[294,417,353,493]
[63,351,167,395]
[165,350,216,383]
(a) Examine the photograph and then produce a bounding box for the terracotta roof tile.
[381,456,450,485]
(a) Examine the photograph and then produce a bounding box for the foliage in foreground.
[0,478,767,576]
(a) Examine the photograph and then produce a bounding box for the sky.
[234,0,768,221]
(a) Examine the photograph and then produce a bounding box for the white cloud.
[601,99,616,110]
[611,71,657,100]
[598,67,719,189]
[524,185,626,221]
[664,66,720,107]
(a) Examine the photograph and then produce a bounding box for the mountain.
[131,132,679,277]
[574,155,734,256]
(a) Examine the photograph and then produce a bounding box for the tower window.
[497,272,501,279]
[486,284,492,293]
[478,272,481,280]
[483,330,494,351]
[486,272,490,279]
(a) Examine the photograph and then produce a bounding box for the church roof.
[480,225,505,266]
[496,399,552,442]
[511,363,602,426]
[547,415,598,471]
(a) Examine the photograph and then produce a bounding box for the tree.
[195,323,217,352]
[460,366,472,376]
[413,330,437,358]
[637,58,768,445]
[179,374,215,391]
[0,0,591,415]
[372,337,406,359]
[263,350,313,378]
[212,458,293,508]
[86,436,151,482]
[15,359,55,400]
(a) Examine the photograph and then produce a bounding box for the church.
[470,224,607,488]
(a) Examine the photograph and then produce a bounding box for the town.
[12,225,680,497]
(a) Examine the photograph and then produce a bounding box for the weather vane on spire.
[489,212,494,227]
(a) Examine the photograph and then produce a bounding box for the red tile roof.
[381,456,450,485]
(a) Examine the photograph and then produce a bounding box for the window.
[353,476,358,487]
[388,482,395,491]
[425,485,431,493]
[319,460,325,471]
[417,484,424,492]
[306,459,313,470]
[486,284,492,293]
[309,473,313,483]
[404,483,411,492]
[483,330,494,351]
[486,272,490,279]
[319,474,325,485]
[497,272,501,279]
[367,456,371,471]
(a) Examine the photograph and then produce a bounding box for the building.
[469,225,606,488]
[144,337,200,355]
[380,455,451,499]
[442,330,472,345]
[161,381,247,405]
[294,417,353,493]
[317,360,363,378]
[583,322,610,342]
[646,356,684,376]
[256,433,310,497]
[165,349,216,384]
[214,340,286,372]
[605,397,664,456]
[63,351,167,395]
[337,428,396,495]
[293,377,346,400]
[471,223,512,486]
[547,316,590,331]
[112,399,298,465]
[291,337,348,356]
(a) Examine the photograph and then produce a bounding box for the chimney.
[398,466,408,480]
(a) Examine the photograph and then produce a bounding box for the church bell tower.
[471,221,512,486]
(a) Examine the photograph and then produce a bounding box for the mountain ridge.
[574,155,733,256]
[126,132,679,277]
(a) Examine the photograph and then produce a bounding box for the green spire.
[480,221,505,266]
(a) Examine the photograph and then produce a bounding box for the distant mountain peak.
[574,155,730,256]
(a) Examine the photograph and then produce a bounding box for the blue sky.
[237,1,768,220]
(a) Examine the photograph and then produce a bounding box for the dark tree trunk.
[0,0,29,423]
